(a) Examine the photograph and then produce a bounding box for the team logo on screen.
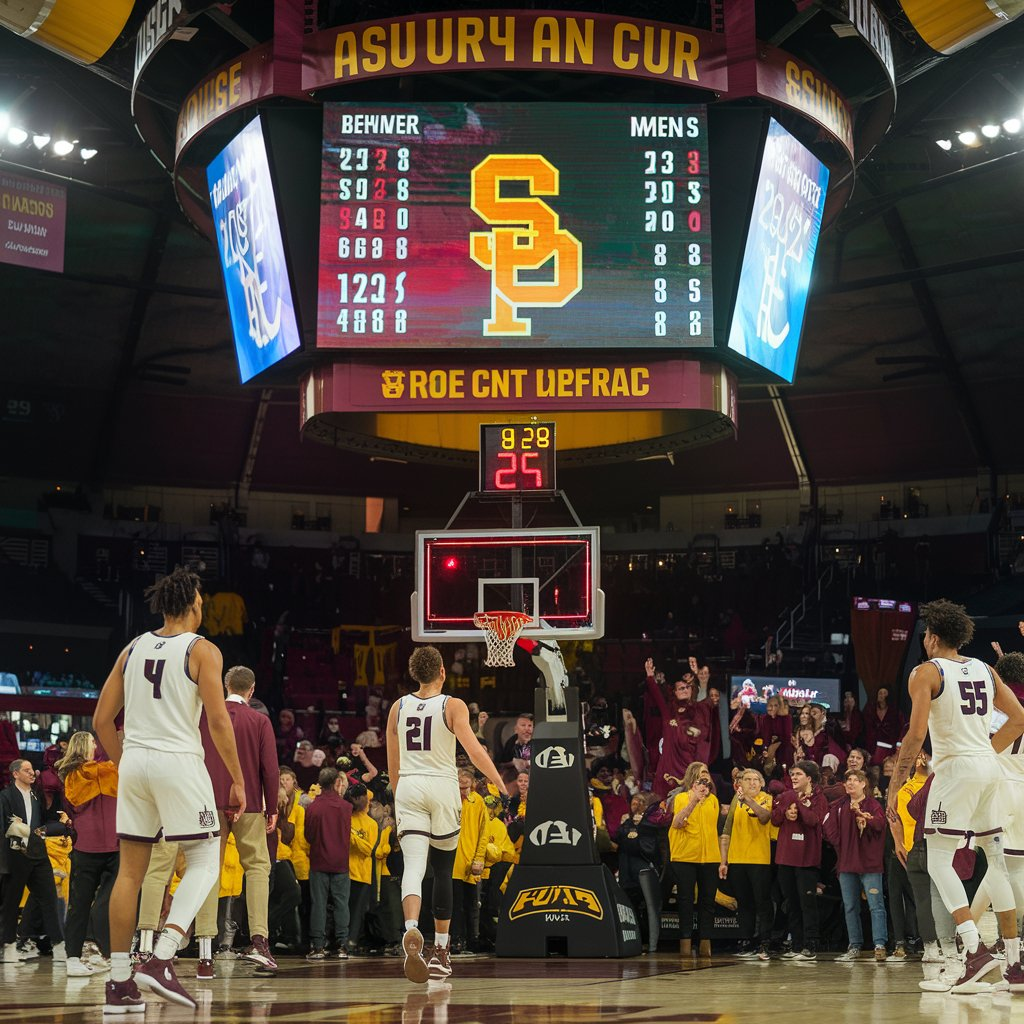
[470,154,582,336]
[509,886,603,921]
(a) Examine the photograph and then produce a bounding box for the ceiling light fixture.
[32,133,50,149]
[957,130,978,146]
[1003,118,1021,134]
[7,126,28,145]
[936,139,952,151]
[52,139,74,156]
[79,147,97,160]
[981,124,1000,138]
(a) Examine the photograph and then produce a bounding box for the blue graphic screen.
[207,116,302,383]
[727,120,829,383]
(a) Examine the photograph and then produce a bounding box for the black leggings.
[65,849,118,957]
[730,863,773,944]
[670,861,718,941]
[451,879,480,949]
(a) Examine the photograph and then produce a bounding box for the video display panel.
[207,116,303,383]
[730,675,842,712]
[316,103,712,349]
[727,119,829,382]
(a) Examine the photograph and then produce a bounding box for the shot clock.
[479,422,556,493]
[316,102,712,350]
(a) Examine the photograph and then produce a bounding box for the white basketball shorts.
[395,774,461,849]
[924,755,1004,842]
[116,746,219,843]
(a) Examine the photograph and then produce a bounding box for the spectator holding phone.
[668,762,719,958]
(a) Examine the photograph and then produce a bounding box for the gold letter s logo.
[470,155,582,336]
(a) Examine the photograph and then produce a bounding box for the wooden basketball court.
[5,953,1007,1023]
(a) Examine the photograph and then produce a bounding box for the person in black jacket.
[615,793,664,952]
[1,757,69,963]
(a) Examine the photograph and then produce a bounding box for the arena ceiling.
[1,4,1023,522]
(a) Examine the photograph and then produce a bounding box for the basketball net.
[473,611,532,667]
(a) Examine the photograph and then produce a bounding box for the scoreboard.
[316,103,712,350]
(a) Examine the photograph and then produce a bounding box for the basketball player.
[386,645,504,984]
[993,652,1024,920]
[887,599,1024,993]
[94,567,246,1012]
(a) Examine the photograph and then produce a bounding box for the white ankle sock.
[405,920,418,932]
[111,952,132,983]
[433,932,449,949]
[956,921,981,955]
[153,930,180,962]
[1005,936,1021,965]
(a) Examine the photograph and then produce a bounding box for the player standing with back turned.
[93,567,246,1013]
[387,645,505,983]
[888,599,1024,993]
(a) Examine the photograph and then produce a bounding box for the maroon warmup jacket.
[822,794,885,873]
[771,787,829,867]
[303,790,352,874]
[200,698,278,816]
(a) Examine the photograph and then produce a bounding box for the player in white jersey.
[993,653,1024,915]
[387,645,504,984]
[888,599,1024,993]
[94,567,246,1013]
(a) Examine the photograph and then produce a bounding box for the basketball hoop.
[473,611,533,667]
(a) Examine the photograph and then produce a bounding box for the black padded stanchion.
[496,685,641,957]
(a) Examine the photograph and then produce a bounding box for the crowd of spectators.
[6,637,1020,974]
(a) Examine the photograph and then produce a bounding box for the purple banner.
[0,172,67,272]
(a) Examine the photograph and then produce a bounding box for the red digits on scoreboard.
[494,452,516,490]
[374,148,387,171]
[688,211,702,232]
[372,207,385,230]
[521,451,542,488]
[687,150,700,174]
[373,178,386,200]
[494,451,543,490]
[339,207,351,229]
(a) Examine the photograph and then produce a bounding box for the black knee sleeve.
[428,847,456,920]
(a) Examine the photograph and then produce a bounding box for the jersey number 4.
[405,715,433,751]
[144,658,165,700]
[958,678,988,716]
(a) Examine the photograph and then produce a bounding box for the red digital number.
[688,210,702,232]
[374,148,387,171]
[493,451,545,490]
[521,451,543,488]
[494,452,517,490]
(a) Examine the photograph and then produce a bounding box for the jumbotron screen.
[316,103,712,349]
